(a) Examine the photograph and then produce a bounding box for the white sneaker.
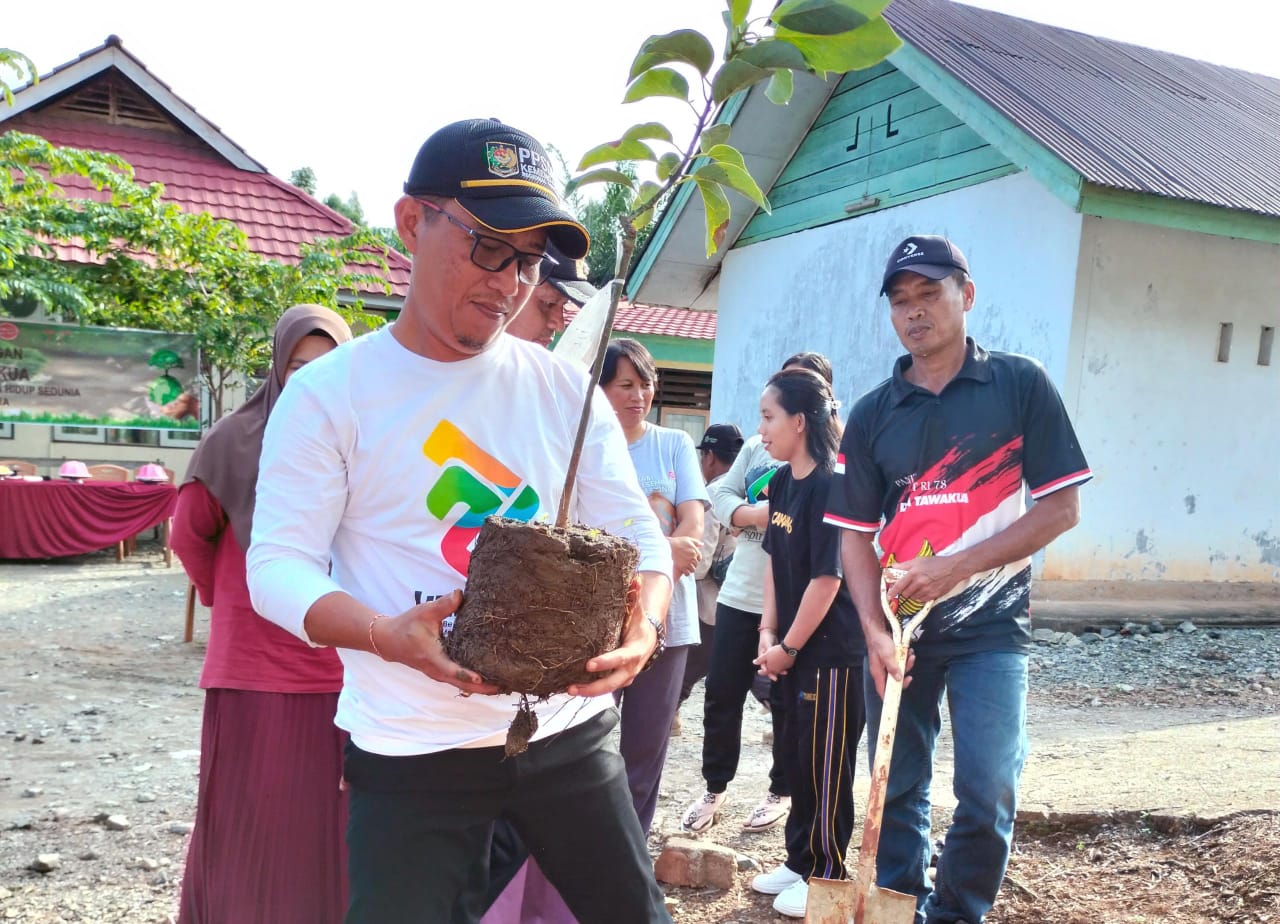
[680,791,726,833]
[772,879,809,918]
[742,792,791,832]
[751,863,803,895]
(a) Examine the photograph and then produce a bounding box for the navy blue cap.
[881,235,969,295]
[404,118,589,259]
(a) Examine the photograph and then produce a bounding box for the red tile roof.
[7,113,410,297]
[564,300,716,340]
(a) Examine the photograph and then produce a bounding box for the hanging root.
[504,694,539,759]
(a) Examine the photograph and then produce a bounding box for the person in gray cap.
[827,234,1091,924]
[505,242,597,347]
[246,118,673,924]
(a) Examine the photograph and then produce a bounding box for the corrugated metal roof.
[564,301,717,340]
[886,0,1280,217]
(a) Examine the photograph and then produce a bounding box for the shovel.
[852,568,935,923]
[806,567,935,924]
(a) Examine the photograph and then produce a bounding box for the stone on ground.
[654,837,738,890]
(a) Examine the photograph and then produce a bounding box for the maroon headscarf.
[184,304,353,550]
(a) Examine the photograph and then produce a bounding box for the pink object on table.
[136,463,169,483]
[58,460,90,481]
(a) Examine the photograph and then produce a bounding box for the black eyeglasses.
[417,199,556,286]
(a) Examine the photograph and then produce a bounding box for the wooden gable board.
[738,59,1019,246]
[3,39,263,173]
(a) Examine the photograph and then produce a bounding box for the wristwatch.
[641,612,666,672]
[779,640,800,659]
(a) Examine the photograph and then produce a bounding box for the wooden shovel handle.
[853,640,908,892]
[853,574,935,918]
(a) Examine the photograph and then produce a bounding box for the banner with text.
[0,320,200,430]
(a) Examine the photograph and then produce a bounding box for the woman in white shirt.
[601,338,710,835]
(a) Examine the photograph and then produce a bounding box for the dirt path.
[1,549,1277,922]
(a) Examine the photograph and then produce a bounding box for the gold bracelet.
[368,614,386,659]
[757,625,777,633]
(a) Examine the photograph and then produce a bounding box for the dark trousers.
[678,618,715,702]
[342,711,670,924]
[701,603,788,796]
[780,664,866,881]
[617,643,689,834]
[681,617,772,706]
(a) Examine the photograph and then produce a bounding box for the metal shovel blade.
[807,877,917,924]
[805,877,855,923]
[855,883,917,924]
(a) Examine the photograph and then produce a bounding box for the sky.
[6,0,1278,227]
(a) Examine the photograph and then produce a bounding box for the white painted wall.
[1056,217,1280,582]
[714,171,1083,427]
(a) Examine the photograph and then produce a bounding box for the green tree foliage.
[291,166,367,228]
[0,47,37,106]
[324,191,365,226]
[370,226,409,257]
[544,147,658,286]
[578,163,661,287]
[291,165,406,255]
[551,0,901,519]
[572,0,902,260]
[1,132,390,419]
[289,166,318,195]
[288,166,404,254]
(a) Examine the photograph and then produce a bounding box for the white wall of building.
[714,171,1083,427]
[1055,217,1280,582]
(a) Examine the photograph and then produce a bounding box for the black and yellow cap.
[404,118,589,260]
[542,242,598,307]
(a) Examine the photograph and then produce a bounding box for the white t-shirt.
[247,328,673,756]
[709,434,781,614]
[622,424,710,648]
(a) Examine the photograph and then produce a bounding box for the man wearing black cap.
[247,118,673,924]
[825,235,1091,924]
[505,242,597,347]
[674,423,745,714]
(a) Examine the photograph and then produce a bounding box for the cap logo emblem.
[485,142,520,179]
[902,242,919,257]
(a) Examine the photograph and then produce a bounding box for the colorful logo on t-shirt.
[423,421,540,576]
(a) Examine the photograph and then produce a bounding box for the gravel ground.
[1,546,1277,922]
[1025,622,1280,707]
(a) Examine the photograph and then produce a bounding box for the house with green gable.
[628,0,1280,585]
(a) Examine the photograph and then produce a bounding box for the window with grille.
[655,368,711,412]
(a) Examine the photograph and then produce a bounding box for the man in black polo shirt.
[825,235,1090,924]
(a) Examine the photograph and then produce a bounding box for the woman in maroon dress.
[172,304,352,924]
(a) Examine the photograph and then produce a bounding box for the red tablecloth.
[0,481,177,559]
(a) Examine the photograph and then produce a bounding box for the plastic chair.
[0,459,38,476]
[86,464,130,482]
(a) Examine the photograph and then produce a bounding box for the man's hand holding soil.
[370,590,501,695]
